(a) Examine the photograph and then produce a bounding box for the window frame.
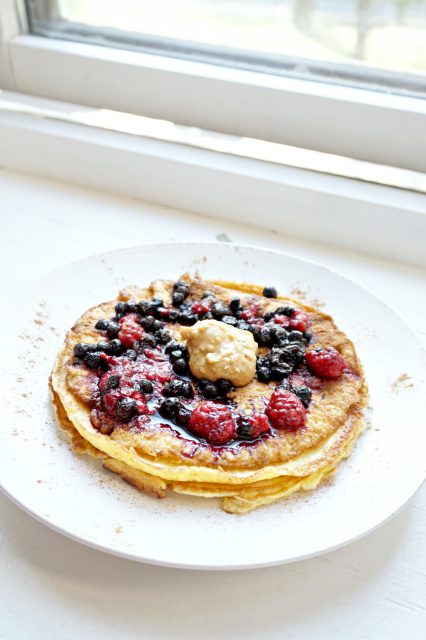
[0,1,425,173]
[1,88,425,268]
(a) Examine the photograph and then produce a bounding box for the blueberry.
[103,374,120,391]
[233,309,243,320]
[271,364,292,380]
[105,338,122,355]
[212,302,230,319]
[179,345,189,359]
[269,346,287,360]
[277,379,291,391]
[172,282,189,305]
[203,311,214,319]
[96,341,110,353]
[165,341,181,354]
[114,302,126,318]
[140,316,155,330]
[237,419,253,439]
[247,324,261,342]
[155,328,172,344]
[175,405,191,426]
[137,300,149,316]
[124,349,137,360]
[162,379,183,397]
[173,358,189,375]
[84,351,103,369]
[277,340,290,349]
[124,300,139,313]
[201,291,214,299]
[257,367,272,383]
[180,381,194,399]
[146,301,162,316]
[95,318,109,331]
[198,379,218,399]
[164,308,179,322]
[178,312,197,326]
[169,349,184,363]
[229,297,241,312]
[159,397,181,420]
[172,292,185,307]
[216,379,233,396]
[256,356,268,370]
[137,378,154,394]
[281,343,306,366]
[272,328,288,344]
[276,306,294,317]
[173,280,189,292]
[303,331,313,343]
[106,321,120,338]
[140,335,157,349]
[163,379,194,399]
[115,397,139,421]
[237,320,250,331]
[154,306,167,319]
[292,385,312,407]
[263,311,276,322]
[151,319,163,332]
[263,286,277,298]
[73,343,91,358]
[288,330,304,343]
[221,315,238,327]
[258,326,273,346]
[268,352,284,367]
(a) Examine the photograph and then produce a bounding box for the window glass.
[27,0,426,94]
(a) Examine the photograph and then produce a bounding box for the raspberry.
[241,302,262,322]
[192,301,211,315]
[305,347,346,379]
[118,314,144,348]
[238,413,271,438]
[188,401,236,444]
[266,389,306,430]
[289,310,309,332]
[273,315,290,327]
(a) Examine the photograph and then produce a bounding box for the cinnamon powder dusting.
[390,373,414,393]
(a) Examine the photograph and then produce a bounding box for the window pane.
[27,0,426,94]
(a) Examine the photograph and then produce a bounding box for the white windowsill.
[4,34,426,173]
[0,166,425,640]
[0,90,425,268]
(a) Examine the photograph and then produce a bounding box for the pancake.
[50,274,367,513]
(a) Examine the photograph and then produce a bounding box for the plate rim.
[1,241,425,570]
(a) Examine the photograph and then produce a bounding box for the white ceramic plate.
[1,243,425,570]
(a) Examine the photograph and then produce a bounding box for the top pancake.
[51,274,367,485]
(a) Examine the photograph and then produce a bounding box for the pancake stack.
[50,275,367,514]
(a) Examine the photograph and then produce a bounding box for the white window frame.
[1,1,426,173]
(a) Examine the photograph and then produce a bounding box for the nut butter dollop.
[180,319,258,387]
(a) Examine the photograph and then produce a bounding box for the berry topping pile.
[71,278,348,445]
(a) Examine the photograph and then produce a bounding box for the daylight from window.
[29,0,426,75]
